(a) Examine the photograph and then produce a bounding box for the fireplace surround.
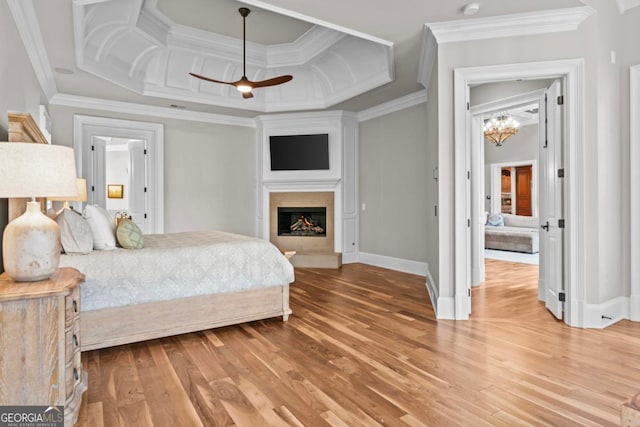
[269,192,335,255]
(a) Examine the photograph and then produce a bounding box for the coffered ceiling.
[25,0,594,118]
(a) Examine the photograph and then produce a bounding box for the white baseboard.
[342,252,359,264]
[582,296,630,328]
[437,296,456,320]
[425,269,438,317]
[630,294,640,322]
[357,252,429,276]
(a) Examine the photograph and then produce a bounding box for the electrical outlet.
[361,203,366,211]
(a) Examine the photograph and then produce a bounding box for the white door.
[128,140,149,233]
[539,80,564,319]
[89,136,107,206]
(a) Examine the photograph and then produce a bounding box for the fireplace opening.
[278,207,327,237]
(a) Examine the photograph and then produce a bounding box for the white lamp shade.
[0,142,78,198]
[49,178,87,202]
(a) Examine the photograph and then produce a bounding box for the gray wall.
[359,103,431,263]
[0,1,46,273]
[49,106,258,236]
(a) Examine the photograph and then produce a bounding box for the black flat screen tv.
[269,134,329,171]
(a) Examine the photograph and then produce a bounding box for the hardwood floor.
[77,261,640,426]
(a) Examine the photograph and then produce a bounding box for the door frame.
[469,89,544,286]
[630,64,640,321]
[73,115,165,234]
[453,58,585,326]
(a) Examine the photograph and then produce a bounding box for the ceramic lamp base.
[2,201,61,281]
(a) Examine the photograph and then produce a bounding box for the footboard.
[81,284,291,351]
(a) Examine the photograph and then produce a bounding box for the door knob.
[540,221,549,231]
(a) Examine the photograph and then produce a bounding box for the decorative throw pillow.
[56,208,94,254]
[116,219,144,249]
[487,212,504,227]
[83,204,117,250]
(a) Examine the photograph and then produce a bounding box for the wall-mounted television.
[269,134,329,171]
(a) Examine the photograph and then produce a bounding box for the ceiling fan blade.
[242,91,254,99]
[189,72,235,86]
[251,75,293,88]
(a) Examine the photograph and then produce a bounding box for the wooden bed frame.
[81,284,291,351]
[7,113,294,352]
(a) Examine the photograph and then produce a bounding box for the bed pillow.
[56,208,93,254]
[92,204,116,231]
[116,219,144,249]
[84,204,117,250]
[487,213,504,227]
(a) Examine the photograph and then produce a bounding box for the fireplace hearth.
[278,207,327,237]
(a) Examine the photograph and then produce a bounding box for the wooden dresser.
[0,268,87,426]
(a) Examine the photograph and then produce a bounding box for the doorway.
[453,59,586,327]
[74,115,165,234]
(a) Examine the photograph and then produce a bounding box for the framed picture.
[107,184,124,199]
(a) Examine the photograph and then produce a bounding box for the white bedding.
[59,231,295,311]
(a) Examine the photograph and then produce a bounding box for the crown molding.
[427,6,595,44]
[7,0,58,100]
[617,0,640,13]
[49,93,256,128]
[418,27,437,89]
[357,90,428,122]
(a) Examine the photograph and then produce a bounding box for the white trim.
[427,6,595,44]
[630,64,640,321]
[73,115,165,234]
[436,297,456,320]
[236,0,393,47]
[453,59,585,326]
[418,27,437,89]
[425,268,439,317]
[617,0,640,13]
[470,89,546,116]
[50,94,256,128]
[341,253,358,264]
[582,297,630,328]
[6,0,57,99]
[358,252,429,276]
[357,90,428,122]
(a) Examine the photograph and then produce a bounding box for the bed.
[59,230,295,351]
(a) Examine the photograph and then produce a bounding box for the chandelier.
[483,114,520,146]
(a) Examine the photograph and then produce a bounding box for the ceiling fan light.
[237,84,252,93]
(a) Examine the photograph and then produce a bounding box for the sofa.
[484,213,539,254]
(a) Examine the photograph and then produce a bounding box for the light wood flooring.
[77,260,640,426]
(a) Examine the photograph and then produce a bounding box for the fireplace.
[269,191,335,255]
[278,207,327,237]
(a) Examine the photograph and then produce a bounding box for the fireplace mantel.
[256,111,358,262]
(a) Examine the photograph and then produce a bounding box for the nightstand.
[0,267,87,426]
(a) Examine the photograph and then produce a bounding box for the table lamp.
[0,142,78,281]
[49,178,87,212]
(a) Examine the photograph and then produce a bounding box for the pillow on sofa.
[56,208,93,254]
[84,204,117,250]
[116,219,144,249]
[487,213,504,227]
[503,213,538,229]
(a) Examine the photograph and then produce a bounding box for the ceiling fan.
[189,7,293,99]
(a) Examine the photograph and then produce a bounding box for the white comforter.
[59,231,295,311]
